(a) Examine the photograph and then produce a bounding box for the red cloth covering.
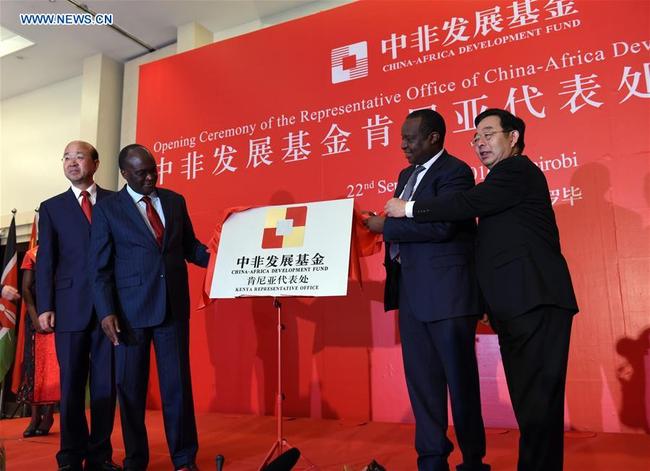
[200,203,383,309]
[349,207,384,286]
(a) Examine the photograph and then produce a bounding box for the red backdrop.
[136,0,650,433]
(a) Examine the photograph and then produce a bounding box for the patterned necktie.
[80,190,92,223]
[141,196,164,247]
[389,165,426,260]
[401,165,425,201]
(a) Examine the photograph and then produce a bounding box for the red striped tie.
[141,196,164,247]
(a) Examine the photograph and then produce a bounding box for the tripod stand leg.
[257,298,319,470]
[258,439,281,471]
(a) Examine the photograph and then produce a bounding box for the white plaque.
[210,198,354,298]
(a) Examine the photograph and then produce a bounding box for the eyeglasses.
[62,155,89,162]
[470,130,511,147]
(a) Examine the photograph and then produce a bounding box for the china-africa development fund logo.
[262,206,308,249]
[331,41,368,84]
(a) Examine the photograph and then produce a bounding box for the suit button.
[160,274,164,278]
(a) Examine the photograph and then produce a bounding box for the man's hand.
[363,215,386,233]
[1,285,20,301]
[38,311,55,333]
[385,198,407,218]
[101,314,121,346]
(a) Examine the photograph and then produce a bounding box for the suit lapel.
[65,188,90,229]
[412,151,449,200]
[394,151,449,200]
[96,185,109,202]
[394,167,413,197]
[158,190,173,248]
[118,187,160,247]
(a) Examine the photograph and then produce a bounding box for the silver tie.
[389,165,425,260]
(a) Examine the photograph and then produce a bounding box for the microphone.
[216,454,225,471]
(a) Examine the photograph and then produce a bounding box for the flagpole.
[0,210,18,418]
[10,209,39,398]
[0,380,5,418]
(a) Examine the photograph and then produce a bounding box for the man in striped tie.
[90,144,209,471]
[364,110,489,471]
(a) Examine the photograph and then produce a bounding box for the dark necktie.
[389,165,426,260]
[80,190,92,223]
[401,165,425,201]
[141,196,164,247]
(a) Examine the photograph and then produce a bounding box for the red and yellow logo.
[262,206,307,249]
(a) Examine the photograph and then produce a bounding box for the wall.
[0,76,82,236]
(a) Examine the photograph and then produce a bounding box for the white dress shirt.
[126,185,166,237]
[71,182,97,206]
[403,148,444,216]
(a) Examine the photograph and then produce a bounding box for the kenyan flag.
[0,214,18,382]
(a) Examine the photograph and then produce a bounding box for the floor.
[1,411,649,470]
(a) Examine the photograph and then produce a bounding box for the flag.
[0,214,19,383]
[11,212,38,392]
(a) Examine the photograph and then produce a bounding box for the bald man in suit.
[37,140,119,471]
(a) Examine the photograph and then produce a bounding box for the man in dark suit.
[90,144,209,471]
[365,110,489,471]
[385,108,579,471]
[36,140,119,471]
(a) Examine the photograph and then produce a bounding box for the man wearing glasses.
[385,108,578,471]
[37,141,119,471]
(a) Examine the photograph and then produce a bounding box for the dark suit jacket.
[36,186,114,332]
[383,151,482,322]
[90,186,209,329]
[413,155,578,320]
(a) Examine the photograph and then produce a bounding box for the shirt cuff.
[405,201,415,218]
